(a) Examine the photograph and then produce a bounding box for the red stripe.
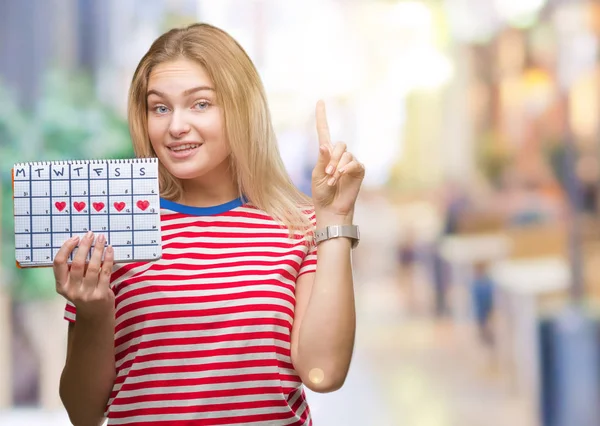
[112,359,295,389]
[116,331,290,362]
[116,281,296,309]
[116,345,291,371]
[116,290,295,318]
[115,317,291,347]
[109,398,289,418]
[115,304,293,334]
[114,385,286,405]
[160,249,306,260]
[114,411,299,426]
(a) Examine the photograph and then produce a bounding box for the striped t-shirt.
[64,197,318,425]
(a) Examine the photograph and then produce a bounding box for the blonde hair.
[128,23,313,237]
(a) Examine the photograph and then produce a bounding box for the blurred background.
[2,0,600,425]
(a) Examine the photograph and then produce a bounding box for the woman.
[54,23,364,425]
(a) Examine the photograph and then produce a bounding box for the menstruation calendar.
[13,158,162,267]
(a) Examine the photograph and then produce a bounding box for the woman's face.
[146,59,230,182]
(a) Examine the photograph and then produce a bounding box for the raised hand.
[311,100,365,218]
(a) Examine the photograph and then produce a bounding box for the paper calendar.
[13,158,162,267]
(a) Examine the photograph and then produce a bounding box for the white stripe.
[116,284,295,314]
[115,297,295,328]
[115,324,290,354]
[116,339,292,369]
[107,406,292,425]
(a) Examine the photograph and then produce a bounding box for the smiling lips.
[169,143,201,152]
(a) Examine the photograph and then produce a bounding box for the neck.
[178,159,239,207]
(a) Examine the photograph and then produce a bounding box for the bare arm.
[290,217,355,394]
[55,232,116,426]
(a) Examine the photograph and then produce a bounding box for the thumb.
[314,145,331,178]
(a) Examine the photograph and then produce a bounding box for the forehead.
[148,59,213,91]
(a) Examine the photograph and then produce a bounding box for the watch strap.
[314,225,360,249]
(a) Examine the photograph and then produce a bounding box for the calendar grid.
[14,158,162,267]
[28,164,33,262]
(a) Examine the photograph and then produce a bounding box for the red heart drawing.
[137,200,150,211]
[55,201,66,212]
[73,202,86,212]
[92,202,105,212]
[114,202,126,212]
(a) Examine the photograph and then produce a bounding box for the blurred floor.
[0,195,534,426]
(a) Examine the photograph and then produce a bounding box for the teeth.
[171,144,200,152]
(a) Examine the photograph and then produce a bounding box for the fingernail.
[338,167,346,174]
[326,165,334,175]
[320,146,328,154]
[70,235,79,242]
[98,234,105,244]
[327,177,336,186]
[107,245,113,254]
[86,230,93,239]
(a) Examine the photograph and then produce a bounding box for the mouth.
[167,143,202,153]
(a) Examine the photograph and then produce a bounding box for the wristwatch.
[314,225,360,249]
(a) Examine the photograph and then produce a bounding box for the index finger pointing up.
[316,100,332,148]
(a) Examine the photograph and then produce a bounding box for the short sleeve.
[64,300,77,322]
[298,210,317,278]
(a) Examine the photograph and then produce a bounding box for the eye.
[152,105,169,114]
[193,101,210,111]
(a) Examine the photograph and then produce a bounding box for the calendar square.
[109,196,133,215]
[133,179,157,196]
[52,216,71,234]
[14,216,30,234]
[133,162,157,178]
[110,215,133,231]
[109,231,133,247]
[89,163,108,180]
[70,165,88,180]
[14,158,161,267]
[109,163,132,179]
[113,245,133,262]
[91,215,109,233]
[109,179,132,196]
[52,181,70,197]
[32,198,51,215]
[134,230,160,246]
[72,215,91,233]
[51,198,70,215]
[14,181,30,198]
[133,195,159,214]
[16,250,32,264]
[134,245,161,261]
[53,233,71,248]
[71,180,89,197]
[90,196,108,214]
[32,181,50,197]
[15,234,31,250]
[14,198,31,217]
[32,234,51,249]
[33,249,52,263]
[134,214,159,231]
[71,197,89,215]
[32,216,51,233]
[31,165,50,180]
[50,164,68,180]
[90,180,108,196]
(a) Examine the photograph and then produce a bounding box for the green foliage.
[0,70,133,300]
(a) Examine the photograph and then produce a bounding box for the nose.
[168,110,191,139]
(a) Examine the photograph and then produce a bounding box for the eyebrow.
[146,86,215,98]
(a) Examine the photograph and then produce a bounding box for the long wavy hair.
[128,23,312,236]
